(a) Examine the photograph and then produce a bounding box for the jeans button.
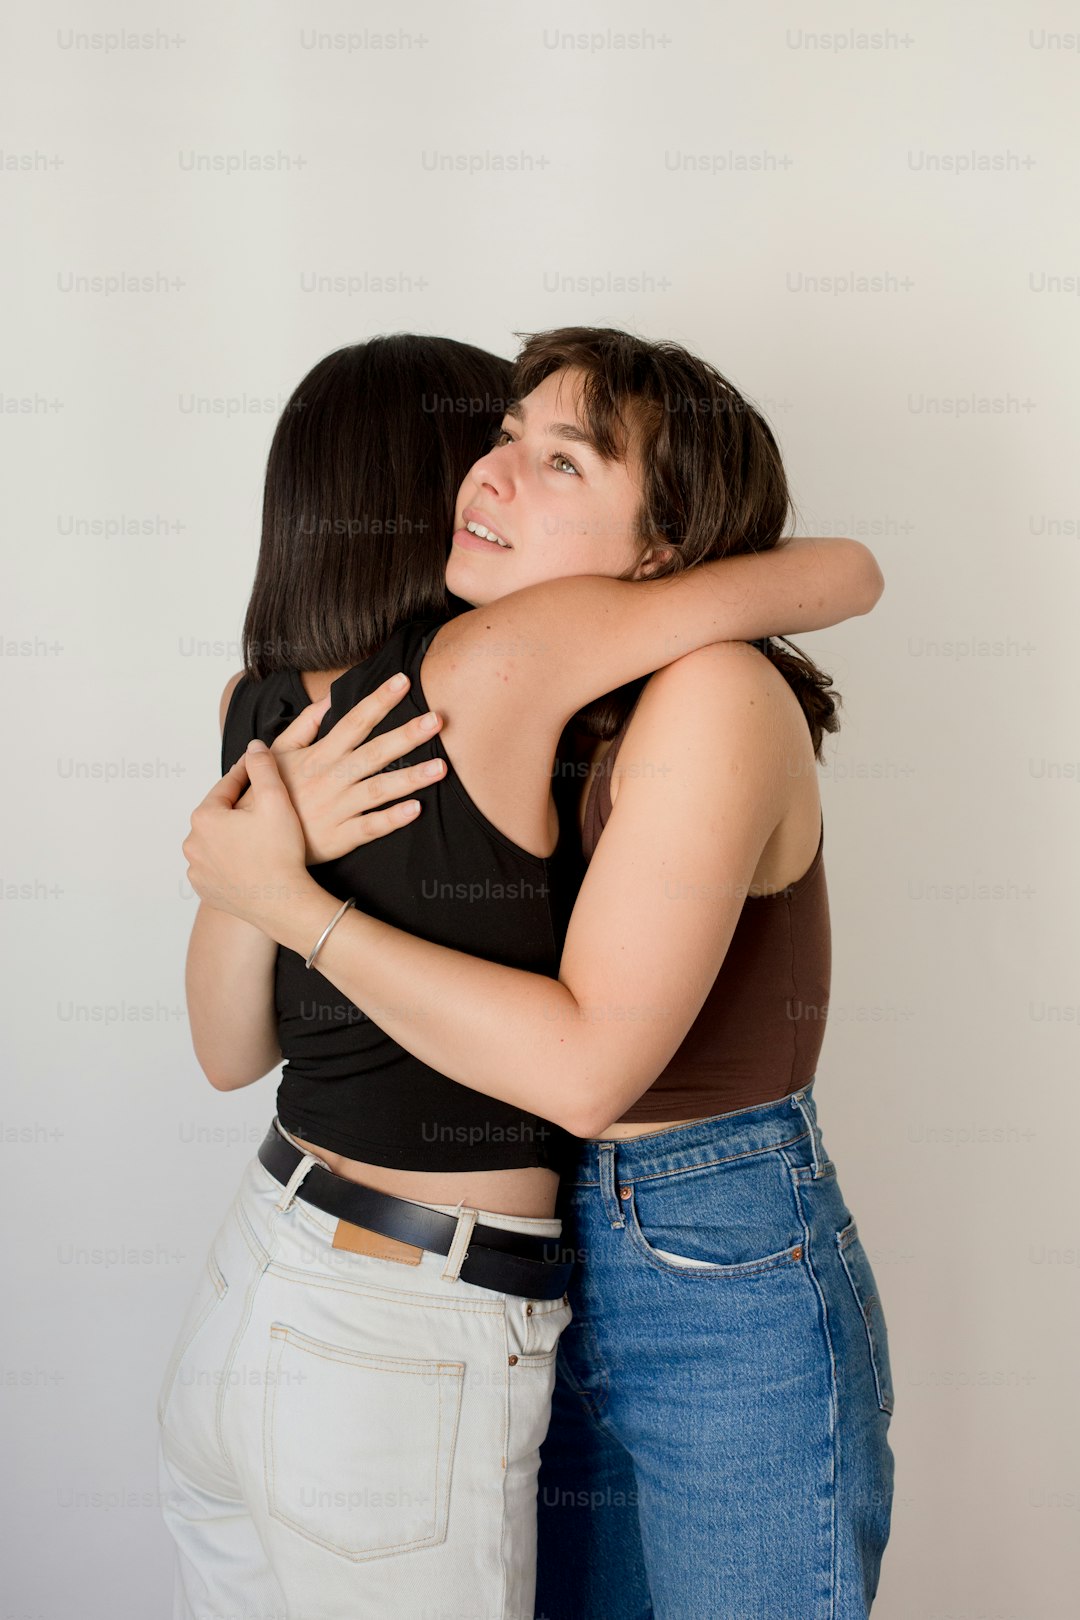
[618,1186,632,1200]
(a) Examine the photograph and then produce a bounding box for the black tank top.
[221,616,584,1174]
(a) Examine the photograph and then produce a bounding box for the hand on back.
[268,674,445,865]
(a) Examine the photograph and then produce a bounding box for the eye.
[490,426,515,448]
[549,452,581,477]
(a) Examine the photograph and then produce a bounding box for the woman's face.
[446,368,655,606]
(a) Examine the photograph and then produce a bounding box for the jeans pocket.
[625,1159,805,1278]
[263,1322,465,1561]
[836,1219,895,1415]
[156,1245,229,1427]
[505,1294,573,1366]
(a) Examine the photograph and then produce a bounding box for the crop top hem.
[276,1105,566,1176]
[614,1076,805,1126]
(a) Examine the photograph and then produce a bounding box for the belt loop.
[790,1080,829,1179]
[597,1142,624,1228]
[275,1151,323,1212]
[441,1207,479,1282]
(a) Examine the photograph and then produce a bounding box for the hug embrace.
[166,326,896,1619]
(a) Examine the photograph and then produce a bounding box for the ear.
[632,543,675,580]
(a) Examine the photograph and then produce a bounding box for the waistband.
[262,1118,573,1299]
[565,1082,827,1189]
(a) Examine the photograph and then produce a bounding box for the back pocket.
[836,1220,895,1415]
[263,1323,465,1561]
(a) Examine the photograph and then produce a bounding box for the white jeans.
[157,1122,572,1620]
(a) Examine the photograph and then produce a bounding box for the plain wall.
[3,1,1077,1613]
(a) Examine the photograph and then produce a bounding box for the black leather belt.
[257,1124,574,1301]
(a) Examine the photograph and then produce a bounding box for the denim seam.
[157,1252,228,1429]
[786,1159,840,1617]
[215,1208,277,1474]
[235,1197,270,1266]
[219,1184,302,1480]
[557,1321,615,1427]
[835,1222,894,1416]
[498,1304,511,1616]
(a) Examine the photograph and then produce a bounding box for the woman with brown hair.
[177,328,888,1617]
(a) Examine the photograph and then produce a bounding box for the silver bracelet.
[305,896,356,970]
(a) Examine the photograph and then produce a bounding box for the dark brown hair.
[241,335,513,679]
[512,326,840,759]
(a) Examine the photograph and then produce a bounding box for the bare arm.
[186,905,282,1091]
[425,535,882,738]
[257,643,803,1137]
[184,675,282,1090]
[419,536,878,854]
[184,673,450,1089]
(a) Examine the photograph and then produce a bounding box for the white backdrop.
[3,1,1077,1614]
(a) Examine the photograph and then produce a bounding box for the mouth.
[453,511,514,553]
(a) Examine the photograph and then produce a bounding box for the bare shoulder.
[603,642,819,898]
[218,670,246,738]
[419,599,564,742]
[633,640,797,735]
[609,641,814,811]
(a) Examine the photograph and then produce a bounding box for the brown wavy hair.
[512,326,840,760]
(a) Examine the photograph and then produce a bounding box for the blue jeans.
[535,1082,895,1619]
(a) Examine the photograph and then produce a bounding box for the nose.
[469,436,515,499]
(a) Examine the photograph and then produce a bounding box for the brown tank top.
[581,707,831,1122]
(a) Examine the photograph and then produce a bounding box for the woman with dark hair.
[240,334,512,681]
[172,329,887,1618]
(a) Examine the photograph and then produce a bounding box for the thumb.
[244,738,289,791]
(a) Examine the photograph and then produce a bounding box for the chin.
[445,557,488,608]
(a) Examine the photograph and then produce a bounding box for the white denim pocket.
[505,1294,573,1366]
[262,1322,465,1561]
[503,1294,572,1473]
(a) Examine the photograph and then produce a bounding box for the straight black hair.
[241,335,513,679]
